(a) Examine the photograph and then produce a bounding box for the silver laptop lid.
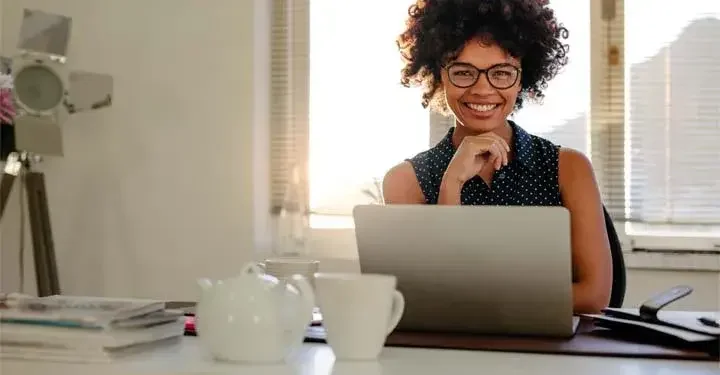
[353,204,576,337]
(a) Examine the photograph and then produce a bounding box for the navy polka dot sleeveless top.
[408,121,563,206]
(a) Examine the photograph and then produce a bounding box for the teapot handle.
[240,262,266,275]
[289,274,316,340]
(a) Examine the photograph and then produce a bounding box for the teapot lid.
[238,262,300,294]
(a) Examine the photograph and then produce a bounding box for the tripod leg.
[0,171,16,219]
[24,171,61,296]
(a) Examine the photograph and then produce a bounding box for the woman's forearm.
[439,176,463,205]
[572,281,609,314]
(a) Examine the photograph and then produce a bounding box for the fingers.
[483,135,508,169]
[489,143,504,170]
[490,155,501,171]
[461,133,511,171]
[492,133,511,153]
[496,142,508,168]
[489,134,511,167]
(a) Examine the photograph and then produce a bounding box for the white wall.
[0,0,3,55]
[0,0,272,300]
[624,269,718,311]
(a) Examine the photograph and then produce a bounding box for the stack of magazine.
[0,294,185,363]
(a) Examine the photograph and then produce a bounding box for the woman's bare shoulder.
[558,147,596,185]
[382,161,425,204]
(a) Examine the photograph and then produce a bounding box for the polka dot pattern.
[407,121,563,206]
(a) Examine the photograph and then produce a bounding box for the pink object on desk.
[184,316,196,335]
[0,88,16,123]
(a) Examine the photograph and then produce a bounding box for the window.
[512,0,590,155]
[602,0,720,250]
[271,0,720,251]
[626,0,720,232]
[307,0,429,219]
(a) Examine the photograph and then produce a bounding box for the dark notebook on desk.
[583,285,719,358]
[304,286,719,361]
[304,318,717,361]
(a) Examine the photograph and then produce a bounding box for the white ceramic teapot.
[196,262,315,363]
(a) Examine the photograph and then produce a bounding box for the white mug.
[314,272,405,360]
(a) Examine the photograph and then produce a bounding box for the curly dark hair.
[397,0,569,114]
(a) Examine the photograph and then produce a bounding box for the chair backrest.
[603,205,626,308]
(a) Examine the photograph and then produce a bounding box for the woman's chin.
[457,118,506,134]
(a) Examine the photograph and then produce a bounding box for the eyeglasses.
[446,62,521,90]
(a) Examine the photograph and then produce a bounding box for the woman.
[383,0,612,314]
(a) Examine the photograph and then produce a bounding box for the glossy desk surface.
[3,337,718,375]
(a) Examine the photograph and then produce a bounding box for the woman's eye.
[492,71,511,78]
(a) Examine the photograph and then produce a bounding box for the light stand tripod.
[0,151,60,296]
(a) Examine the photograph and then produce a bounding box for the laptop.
[352,204,580,338]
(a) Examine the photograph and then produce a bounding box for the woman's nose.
[469,72,496,94]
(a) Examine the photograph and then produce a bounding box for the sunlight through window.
[624,0,720,236]
[309,1,429,216]
[511,0,590,154]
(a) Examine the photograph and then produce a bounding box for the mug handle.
[385,290,405,335]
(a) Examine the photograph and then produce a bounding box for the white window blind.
[270,0,310,212]
[626,0,720,230]
[592,0,626,219]
[597,0,720,240]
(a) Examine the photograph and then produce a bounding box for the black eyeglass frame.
[445,62,522,90]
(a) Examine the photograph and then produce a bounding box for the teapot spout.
[197,277,215,292]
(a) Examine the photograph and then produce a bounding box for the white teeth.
[467,103,498,112]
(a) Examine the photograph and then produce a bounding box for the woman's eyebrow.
[451,60,518,69]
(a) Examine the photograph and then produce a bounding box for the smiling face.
[441,37,522,134]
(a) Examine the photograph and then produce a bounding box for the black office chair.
[603,205,626,308]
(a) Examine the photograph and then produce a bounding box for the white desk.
[2,337,717,375]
